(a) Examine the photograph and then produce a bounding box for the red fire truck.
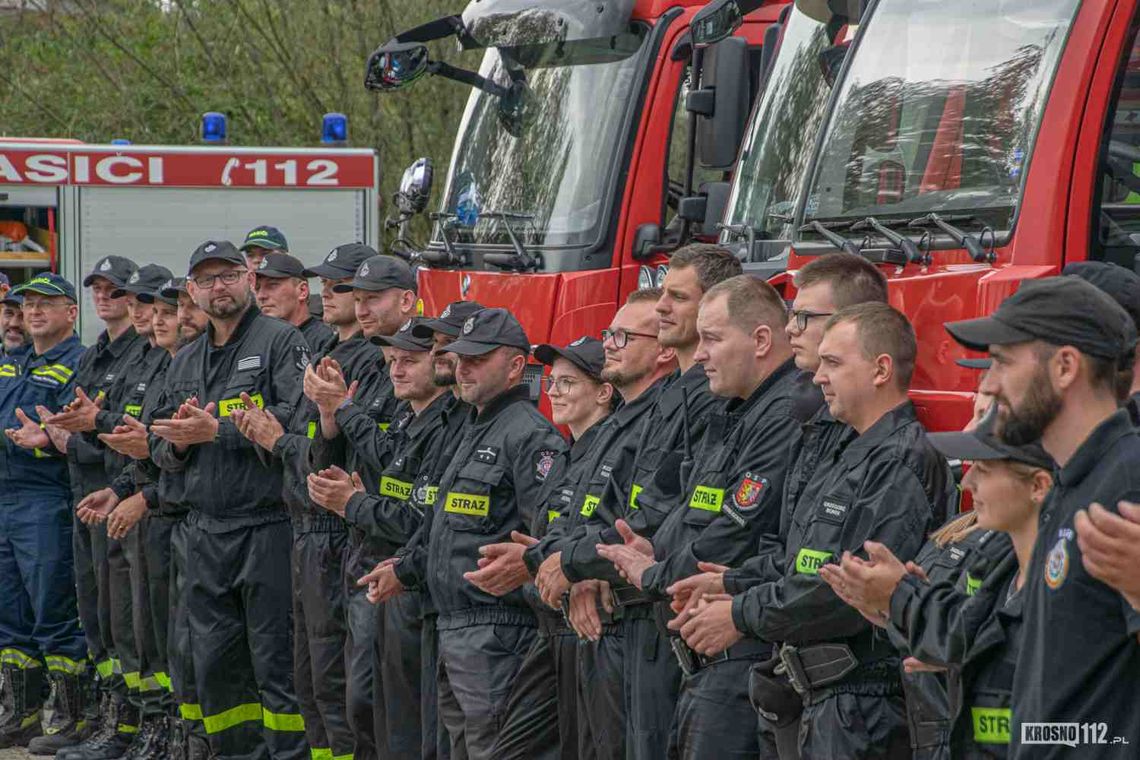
[367,0,794,392]
[0,140,380,342]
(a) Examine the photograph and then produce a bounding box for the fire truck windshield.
[800,0,1079,235]
[722,7,837,244]
[433,25,650,251]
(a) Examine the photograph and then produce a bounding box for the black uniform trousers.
[186,517,306,759]
[798,691,910,760]
[669,657,779,759]
[142,513,177,714]
[491,622,574,760]
[74,517,116,689]
[375,591,425,760]
[292,522,352,760]
[420,614,452,760]
[170,519,202,736]
[345,584,379,760]
[624,617,680,760]
[107,527,149,721]
[578,623,625,760]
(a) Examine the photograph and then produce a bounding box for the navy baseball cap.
[534,336,605,380]
[333,255,417,293]
[113,264,174,299]
[254,253,307,280]
[304,243,378,279]
[2,291,22,307]
[83,255,138,288]
[240,225,288,252]
[13,273,78,303]
[188,240,246,274]
[945,277,1137,361]
[0,273,9,288]
[372,317,435,351]
[158,277,189,301]
[413,300,486,339]
[928,407,1052,470]
[441,308,531,356]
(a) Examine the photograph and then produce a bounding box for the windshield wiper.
[800,219,862,257]
[908,213,995,264]
[850,217,926,265]
[481,212,541,271]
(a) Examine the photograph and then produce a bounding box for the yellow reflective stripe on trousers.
[155,672,172,691]
[118,722,140,734]
[199,704,306,735]
[123,671,142,690]
[45,655,86,675]
[96,658,115,679]
[139,674,163,693]
[179,703,204,721]
[311,750,354,760]
[0,649,39,669]
[262,708,305,732]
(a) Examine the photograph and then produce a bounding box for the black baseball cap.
[945,277,1138,361]
[534,336,605,380]
[2,291,22,307]
[413,300,487,339]
[927,407,1052,470]
[332,255,417,293]
[113,264,174,298]
[955,358,992,370]
[254,253,307,280]
[83,255,138,288]
[137,277,180,307]
[188,240,246,275]
[441,308,531,356]
[304,243,379,279]
[1062,261,1140,330]
[12,273,78,303]
[240,225,288,252]
[372,317,434,351]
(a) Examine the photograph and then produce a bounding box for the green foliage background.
[0,0,478,237]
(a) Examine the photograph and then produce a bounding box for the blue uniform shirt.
[0,334,84,495]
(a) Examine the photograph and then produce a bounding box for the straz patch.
[688,485,725,513]
[795,547,833,575]
[535,449,557,482]
[380,476,413,502]
[722,475,769,528]
[293,345,311,372]
[474,446,499,465]
[218,392,264,417]
[444,492,489,517]
[580,494,600,518]
[123,404,142,418]
[1044,529,1072,590]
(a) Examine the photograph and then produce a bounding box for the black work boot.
[0,664,45,748]
[123,714,168,760]
[58,696,136,759]
[186,725,212,760]
[27,671,86,755]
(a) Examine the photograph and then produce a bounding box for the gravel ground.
[0,748,31,759]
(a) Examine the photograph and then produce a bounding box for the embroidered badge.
[128,271,140,283]
[536,449,556,481]
[733,474,766,510]
[570,336,587,347]
[99,258,112,271]
[463,317,475,335]
[1045,531,1071,590]
[359,262,370,278]
[327,249,338,262]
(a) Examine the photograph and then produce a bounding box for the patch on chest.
[1044,528,1072,591]
[237,355,262,372]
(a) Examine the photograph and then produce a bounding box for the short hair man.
[945,276,1140,759]
[253,252,333,352]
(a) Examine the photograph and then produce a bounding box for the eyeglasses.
[543,376,582,395]
[191,269,246,289]
[601,327,657,349]
[21,299,71,312]
[788,309,834,332]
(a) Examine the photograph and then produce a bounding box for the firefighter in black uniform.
[942,277,1140,758]
[358,299,482,760]
[42,255,147,759]
[148,240,308,759]
[302,252,415,758]
[232,242,376,760]
[680,303,954,760]
[526,289,675,760]
[462,335,614,760]
[404,307,565,759]
[253,252,333,352]
[597,275,803,759]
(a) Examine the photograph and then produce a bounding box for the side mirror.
[691,0,744,47]
[690,36,750,170]
[365,41,431,92]
[632,223,662,260]
[699,181,730,237]
[395,158,434,216]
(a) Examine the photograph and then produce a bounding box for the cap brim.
[83,273,127,288]
[254,268,301,279]
[955,357,993,370]
[111,284,151,299]
[189,254,246,273]
[333,280,399,293]
[927,430,1009,462]
[371,334,430,351]
[413,319,460,339]
[241,241,285,252]
[441,339,502,356]
[14,284,75,302]
[944,316,1035,352]
[159,287,185,299]
[136,292,177,306]
[1,295,22,306]
[302,263,357,279]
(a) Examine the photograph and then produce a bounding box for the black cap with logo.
[945,276,1138,361]
[240,225,288,252]
[113,264,174,299]
[927,407,1053,470]
[255,253,307,280]
[413,300,486,339]
[332,255,417,293]
[83,255,138,288]
[440,308,531,356]
[534,336,605,380]
[372,317,435,351]
[138,277,180,307]
[304,243,379,280]
[188,240,246,275]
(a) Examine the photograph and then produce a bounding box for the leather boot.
[0,664,44,748]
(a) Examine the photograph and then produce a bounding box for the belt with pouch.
[777,634,899,699]
[670,636,772,677]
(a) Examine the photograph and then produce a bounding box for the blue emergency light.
[110,139,131,146]
[321,113,348,145]
[201,112,228,144]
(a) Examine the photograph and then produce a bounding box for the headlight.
[637,265,654,290]
[655,265,669,287]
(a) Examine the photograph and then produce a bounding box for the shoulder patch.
[536,449,557,482]
[293,345,311,371]
[732,474,767,510]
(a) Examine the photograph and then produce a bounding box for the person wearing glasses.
[0,274,86,751]
[147,240,310,759]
